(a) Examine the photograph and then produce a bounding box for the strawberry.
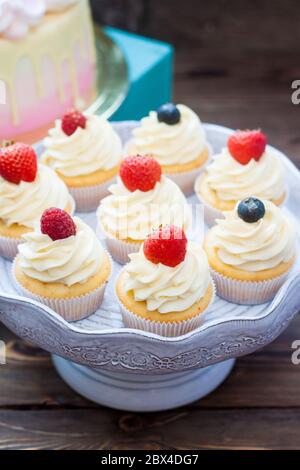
[120,155,162,192]
[41,208,76,241]
[0,143,37,184]
[143,225,187,267]
[228,130,267,165]
[61,109,87,136]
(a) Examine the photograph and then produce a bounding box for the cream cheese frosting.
[204,147,285,202]
[18,217,105,286]
[98,175,192,241]
[128,104,206,166]
[211,200,296,272]
[42,115,122,177]
[0,164,74,228]
[123,241,211,313]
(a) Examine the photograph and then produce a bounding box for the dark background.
[91,0,300,165]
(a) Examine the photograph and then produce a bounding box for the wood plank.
[0,315,299,409]
[0,408,300,450]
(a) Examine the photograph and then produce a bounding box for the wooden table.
[1,0,300,450]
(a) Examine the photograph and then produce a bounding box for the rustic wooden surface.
[1,0,300,450]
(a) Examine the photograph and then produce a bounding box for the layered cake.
[0,0,96,143]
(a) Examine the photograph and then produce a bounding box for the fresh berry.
[237,197,265,223]
[41,208,76,241]
[228,130,267,165]
[0,143,37,184]
[157,103,181,125]
[120,155,162,192]
[61,110,87,136]
[143,225,187,267]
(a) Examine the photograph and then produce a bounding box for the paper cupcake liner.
[165,166,205,196]
[0,235,22,261]
[210,267,290,305]
[97,223,141,265]
[12,258,111,322]
[115,278,216,337]
[69,178,115,213]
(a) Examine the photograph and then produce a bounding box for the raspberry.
[228,130,267,165]
[61,110,87,136]
[143,225,187,267]
[41,208,76,241]
[120,155,162,192]
[0,142,37,184]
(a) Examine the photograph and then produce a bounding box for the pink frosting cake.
[0,0,96,143]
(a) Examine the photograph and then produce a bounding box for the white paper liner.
[69,178,115,213]
[165,166,204,196]
[12,256,112,322]
[115,279,216,337]
[0,235,22,261]
[210,267,291,305]
[97,222,141,265]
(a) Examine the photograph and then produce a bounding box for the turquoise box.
[105,27,173,121]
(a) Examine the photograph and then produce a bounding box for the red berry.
[228,130,267,165]
[120,155,162,192]
[61,110,87,136]
[0,143,37,184]
[143,225,187,267]
[41,208,76,241]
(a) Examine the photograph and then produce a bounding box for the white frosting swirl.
[0,164,74,228]
[210,200,296,271]
[205,147,285,202]
[98,176,191,241]
[123,242,211,313]
[0,0,45,40]
[42,115,122,177]
[128,104,206,166]
[18,217,105,286]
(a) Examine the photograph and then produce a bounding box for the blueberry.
[157,103,181,125]
[237,197,265,223]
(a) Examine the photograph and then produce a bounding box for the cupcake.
[204,197,297,304]
[97,155,192,264]
[0,143,75,260]
[116,225,215,337]
[41,110,122,212]
[13,208,111,321]
[195,130,286,226]
[126,103,209,195]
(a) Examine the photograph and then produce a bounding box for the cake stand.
[0,123,299,412]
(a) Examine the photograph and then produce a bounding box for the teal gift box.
[104,27,173,121]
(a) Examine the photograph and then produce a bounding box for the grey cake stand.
[0,123,299,412]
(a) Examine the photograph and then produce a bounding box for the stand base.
[52,356,235,412]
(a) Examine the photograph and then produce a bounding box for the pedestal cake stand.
[0,123,299,412]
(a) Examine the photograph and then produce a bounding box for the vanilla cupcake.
[13,209,111,321]
[195,130,286,226]
[97,155,192,264]
[41,110,122,212]
[0,143,75,260]
[204,197,296,304]
[126,103,209,195]
[116,225,215,337]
